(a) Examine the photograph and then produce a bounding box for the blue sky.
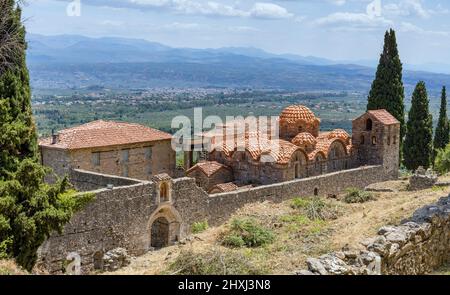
[22,0,450,64]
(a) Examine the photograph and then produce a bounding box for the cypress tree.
[403,81,433,171]
[433,86,449,158]
[0,0,36,177]
[0,0,93,271]
[368,29,406,149]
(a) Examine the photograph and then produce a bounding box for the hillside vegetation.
[107,177,450,275]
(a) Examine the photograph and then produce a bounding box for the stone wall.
[173,165,388,228]
[37,165,390,274]
[40,140,176,182]
[298,195,450,275]
[69,169,142,192]
[37,182,157,274]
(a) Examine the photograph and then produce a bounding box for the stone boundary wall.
[37,182,157,274]
[298,196,450,275]
[69,169,143,192]
[38,165,389,274]
[173,165,388,227]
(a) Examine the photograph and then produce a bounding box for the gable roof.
[186,161,232,177]
[39,120,173,150]
[361,110,400,125]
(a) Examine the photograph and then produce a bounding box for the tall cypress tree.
[0,0,36,178]
[433,86,449,159]
[368,29,406,149]
[0,0,93,271]
[403,81,433,171]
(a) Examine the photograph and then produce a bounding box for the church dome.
[292,132,317,147]
[280,105,318,124]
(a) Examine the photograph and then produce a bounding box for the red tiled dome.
[280,105,318,124]
[292,132,317,147]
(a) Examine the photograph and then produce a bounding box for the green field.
[32,88,442,137]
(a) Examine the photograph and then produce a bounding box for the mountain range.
[26,34,450,94]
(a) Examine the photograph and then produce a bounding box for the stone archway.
[151,217,170,248]
[148,205,182,250]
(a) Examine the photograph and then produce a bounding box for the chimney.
[51,129,59,145]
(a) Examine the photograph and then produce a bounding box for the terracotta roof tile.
[39,120,172,150]
[368,110,400,125]
[280,105,320,124]
[292,132,317,147]
[187,161,231,177]
[210,182,239,193]
[327,129,351,144]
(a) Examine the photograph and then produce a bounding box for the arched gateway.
[148,205,182,250]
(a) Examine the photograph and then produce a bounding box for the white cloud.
[384,0,430,19]
[399,22,449,36]
[313,12,392,31]
[249,3,294,19]
[57,0,293,19]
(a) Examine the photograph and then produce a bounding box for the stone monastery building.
[36,105,401,274]
[39,120,176,181]
[187,105,401,193]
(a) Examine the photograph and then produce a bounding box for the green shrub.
[191,220,209,234]
[291,197,339,221]
[291,198,311,209]
[434,145,450,174]
[305,198,328,220]
[222,234,246,248]
[222,218,275,248]
[167,249,266,275]
[343,188,376,204]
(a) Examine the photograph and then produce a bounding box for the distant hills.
[27,34,450,94]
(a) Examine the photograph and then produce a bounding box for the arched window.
[360,135,365,145]
[160,182,169,202]
[314,188,319,196]
[372,136,377,145]
[393,136,397,145]
[366,119,373,131]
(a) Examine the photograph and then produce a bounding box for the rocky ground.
[107,176,450,275]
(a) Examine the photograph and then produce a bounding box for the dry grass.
[106,177,450,275]
[0,259,28,275]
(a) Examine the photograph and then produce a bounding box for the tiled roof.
[292,132,317,147]
[39,120,173,150]
[260,139,302,165]
[210,182,239,193]
[314,130,352,158]
[368,110,400,125]
[327,129,351,144]
[187,161,231,177]
[213,132,302,165]
[280,105,320,124]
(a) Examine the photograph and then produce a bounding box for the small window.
[121,149,130,163]
[360,135,365,145]
[387,136,391,145]
[372,136,377,145]
[314,188,319,196]
[92,152,100,167]
[145,147,153,160]
[366,119,373,131]
[393,136,397,145]
[160,182,170,202]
